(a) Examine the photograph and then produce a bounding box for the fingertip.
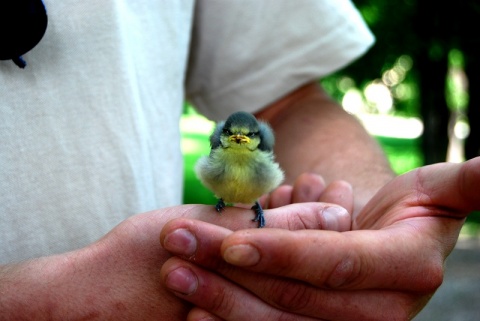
[292,173,326,203]
[318,180,354,216]
[222,243,260,267]
[321,206,352,232]
[268,185,293,208]
[160,217,188,241]
[161,257,199,296]
[162,227,198,258]
[263,202,351,231]
[462,157,480,210]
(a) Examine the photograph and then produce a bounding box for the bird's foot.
[215,198,226,213]
[252,201,265,228]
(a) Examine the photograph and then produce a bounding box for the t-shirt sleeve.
[185,0,374,121]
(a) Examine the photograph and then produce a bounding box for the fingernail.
[163,229,197,257]
[223,244,260,267]
[322,206,348,231]
[165,267,198,295]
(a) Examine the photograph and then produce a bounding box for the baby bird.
[195,111,284,228]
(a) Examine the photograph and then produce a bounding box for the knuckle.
[207,286,237,317]
[283,207,312,230]
[359,293,426,321]
[286,205,336,230]
[267,279,316,312]
[416,257,444,292]
[287,211,310,230]
[387,293,429,321]
[325,252,364,288]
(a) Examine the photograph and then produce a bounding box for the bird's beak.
[229,134,250,144]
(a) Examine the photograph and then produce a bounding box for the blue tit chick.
[195,111,284,228]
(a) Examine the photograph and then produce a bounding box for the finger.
[209,266,427,321]
[416,156,480,212]
[160,202,351,261]
[354,157,480,229]
[220,223,448,292]
[291,173,326,203]
[318,180,353,215]
[169,200,348,231]
[262,174,351,211]
[256,201,350,232]
[160,218,232,262]
[161,257,321,321]
[160,220,427,321]
[262,185,293,208]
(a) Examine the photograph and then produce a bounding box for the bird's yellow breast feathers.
[195,147,284,204]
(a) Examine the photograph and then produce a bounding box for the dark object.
[251,201,265,228]
[215,198,226,212]
[215,198,266,228]
[0,0,48,68]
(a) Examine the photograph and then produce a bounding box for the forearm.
[256,82,395,216]
[0,256,76,321]
[0,248,128,321]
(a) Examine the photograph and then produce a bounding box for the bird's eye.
[223,129,233,136]
[247,132,259,138]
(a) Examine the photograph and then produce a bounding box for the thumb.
[355,156,480,229]
[410,156,480,213]
[220,224,447,292]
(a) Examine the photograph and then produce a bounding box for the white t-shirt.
[0,0,374,263]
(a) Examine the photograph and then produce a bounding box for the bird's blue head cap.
[224,111,259,133]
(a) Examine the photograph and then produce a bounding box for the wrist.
[0,248,100,320]
[0,257,62,320]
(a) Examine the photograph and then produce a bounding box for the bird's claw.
[252,201,265,228]
[215,199,226,212]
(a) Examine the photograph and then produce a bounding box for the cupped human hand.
[0,198,350,320]
[160,157,480,321]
